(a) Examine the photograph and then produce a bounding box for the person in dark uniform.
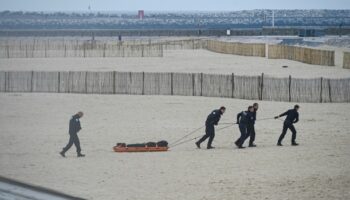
[275,105,300,146]
[235,106,255,149]
[60,111,85,157]
[247,103,259,147]
[195,106,226,149]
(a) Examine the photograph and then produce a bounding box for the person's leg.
[60,134,74,157]
[62,135,74,153]
[290,124,298,145]
[277,122,289,145]
[196,125,210,148]
[235,125,243,146]
[249,125,256,146]
[241,125,249,146]
[207,125,215,148]
[236,124,247,148]
[245,124,252,141]
[72,134,82,154]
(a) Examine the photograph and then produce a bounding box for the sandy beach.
[1,35,350,199]
[1,49,350,78]
[0,93,350,199]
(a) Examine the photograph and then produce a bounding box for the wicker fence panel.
[32,71,59,93]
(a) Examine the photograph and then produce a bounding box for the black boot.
[234,140,240,148]
[77,153,85,157]
[207,146,215,149]
[249,143,257,147]
[277,142,283,146]
[59,151,66,158]
[291,142,299,146]
[195,141,201,149]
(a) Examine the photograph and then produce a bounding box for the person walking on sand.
[60,111,85,157]
[247,103,259,147]
[275,105,300,146]
[235,106,255,149]
[195,106,226,149]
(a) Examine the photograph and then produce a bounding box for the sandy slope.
[0,93,349,200]
[1,49,350,78]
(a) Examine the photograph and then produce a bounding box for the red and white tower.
[138,10,144,20]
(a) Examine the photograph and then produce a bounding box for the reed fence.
[0,38,209,58]
[1,71,349,103]
[343,52,350,69]
[206,40,266,57]
[268,45,335,66]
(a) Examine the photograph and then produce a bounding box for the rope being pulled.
[169,117,276,148]
[170,125,205,147]
[170,123,235,148]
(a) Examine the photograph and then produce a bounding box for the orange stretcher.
[113,145,169,153]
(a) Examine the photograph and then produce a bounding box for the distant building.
[138,10,144,20]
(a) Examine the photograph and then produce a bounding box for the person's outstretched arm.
[275,110,288,119]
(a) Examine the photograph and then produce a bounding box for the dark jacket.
[249,109,257,125]
[205,109,223,126]
[279,109,299,123]
[69,114,82,134]
[237,111,255,125]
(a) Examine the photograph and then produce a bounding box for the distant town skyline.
[0,0,349,11]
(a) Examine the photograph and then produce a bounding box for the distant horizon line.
[1,9,350,13]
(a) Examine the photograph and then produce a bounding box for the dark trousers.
[62,132,81,154]
[197,124,215,148]
[278,121,297,144]
[247,124,256,145]
[235,124,248,146]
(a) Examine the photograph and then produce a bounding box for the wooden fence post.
[192,73,195,96]
[289,75,292,102]
[200,73,203,96]
[57,72,60,93]
[4,71,8,92]
[103,43,106,58]
[6,45,10,58]
[112,71,116,94]
[128,71,132,95]
[260,73,264,100]
[328,79,332,103]
[141,45,144,57]
[68,71,71,93]
[231,73,235,98]
[44,44,47,58]
[30,71,34,93]
[320,77,323,103]
[142,72,145,95]
[85,71,88,94]
[83,44,86,58]
[171,72,173,95]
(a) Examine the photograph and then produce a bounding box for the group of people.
[59,103,300,157]
[195,103,300,149]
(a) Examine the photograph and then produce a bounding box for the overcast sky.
[0,0,349,11]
